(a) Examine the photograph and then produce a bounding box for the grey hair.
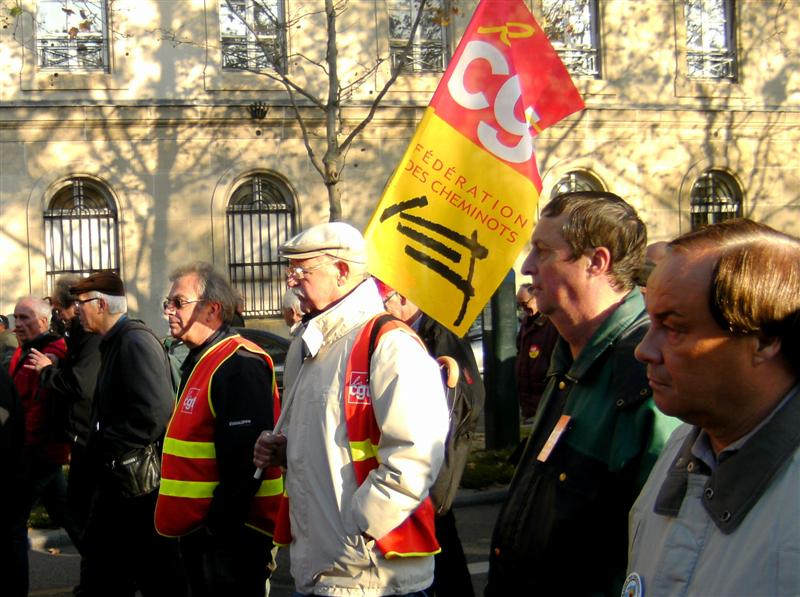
[52,274,82,308]
[18,296,52,320]
[169,262,238,324]
[91,291,127,314]
[281,288,303,313]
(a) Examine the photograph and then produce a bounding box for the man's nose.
[634,328,659,364]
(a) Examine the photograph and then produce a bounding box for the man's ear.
[587,246,612,277]
[335,260,350,281]
[753,334,782,366]
[204,300,223,321]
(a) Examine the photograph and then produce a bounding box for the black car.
[165,327,290,393]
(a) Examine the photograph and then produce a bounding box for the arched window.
[550,170,604,200]
[44,177,119,288]
[227,174,296,317]
[690,169,742,229]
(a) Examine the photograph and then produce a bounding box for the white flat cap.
[281,222,367,264]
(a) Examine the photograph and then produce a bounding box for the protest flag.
[365,0,585,336]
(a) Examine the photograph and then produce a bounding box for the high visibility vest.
[155,334,283,538]
[274,314,441,558]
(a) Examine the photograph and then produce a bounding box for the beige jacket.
[281,279,449,596]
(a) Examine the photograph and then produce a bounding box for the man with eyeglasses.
[70,270,186,597]
[253,222,449,597]
[154,262,279,597]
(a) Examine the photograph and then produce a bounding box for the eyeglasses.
[162,297,204,311]
[74,297,101,306]
[382,292,399,308]
[285,259,333,281]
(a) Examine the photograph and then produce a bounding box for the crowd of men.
[0,190,798,597]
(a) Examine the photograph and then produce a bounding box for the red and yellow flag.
[365,0,584,336]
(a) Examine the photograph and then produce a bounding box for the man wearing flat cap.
[71,270,186,596]
[253,222,449,597]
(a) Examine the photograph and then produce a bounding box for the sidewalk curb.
[28,528,71,551]
[453,487,508,507]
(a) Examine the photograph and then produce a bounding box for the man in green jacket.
[487,192,678,596]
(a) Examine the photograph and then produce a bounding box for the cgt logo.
[347,372,371,405]
[181,388,201,414]
[447,25,540,165]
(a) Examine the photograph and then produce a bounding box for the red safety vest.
[155,334,283,538]
[274,314,440,559]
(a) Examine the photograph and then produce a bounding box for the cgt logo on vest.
[347,372,371,405]
[181,388,201,414]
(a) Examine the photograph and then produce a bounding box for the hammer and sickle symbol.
[477,22,535,46]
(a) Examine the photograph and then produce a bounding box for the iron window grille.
[550,170,604,200]
[542,0,601,79]
[44,177,119,289]
[690,170,742,229]
[36,0,109,71]
[388,0,449,74]
[220,0,286,72]
[685,0,736,80]
[227,174,296,317]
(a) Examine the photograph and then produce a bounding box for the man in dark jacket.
[26,274,101,547]
[380,282,485,597]
[486,192,678,596]
[155,262,277,597]
[515,283,558,420]
[71,270,186,597]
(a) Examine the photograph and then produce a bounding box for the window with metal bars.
[690,170,742,229]
[685,0,736,80]
[227,174,296,317]
[219,0,286,72]
[542,0,601,79]
[44,177,119,289]
[36,0,109,71]
[550,170,605,200]
[388,0,449,74]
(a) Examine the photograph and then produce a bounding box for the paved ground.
[28,493,503,596]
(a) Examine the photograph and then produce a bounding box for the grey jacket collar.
[654,385,800,534]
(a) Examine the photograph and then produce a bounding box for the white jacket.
[281,279,449,596]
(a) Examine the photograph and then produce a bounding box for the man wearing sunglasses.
[155,262,279,597]
[253,222,449,597]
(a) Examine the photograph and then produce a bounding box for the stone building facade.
[1,0,798,329]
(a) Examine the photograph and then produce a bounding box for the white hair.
[91,291,127,314]
[17,296,52,320]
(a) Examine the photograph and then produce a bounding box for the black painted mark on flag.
[380,196,488,327]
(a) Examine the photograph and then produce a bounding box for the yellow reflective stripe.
[383,548,442,559]
[163,437,216,459]
[159,478,218,498]
[349,439,379,462]
[254,476,283,497]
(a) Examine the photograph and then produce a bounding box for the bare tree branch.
[340,0,430,153]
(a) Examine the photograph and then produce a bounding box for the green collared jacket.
[487,288,679,597]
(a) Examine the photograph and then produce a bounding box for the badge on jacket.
[528,344,541,359]
[621,572,644,597]
[536,414,571,462]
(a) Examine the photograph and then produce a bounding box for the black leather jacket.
[89,317,174,464]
